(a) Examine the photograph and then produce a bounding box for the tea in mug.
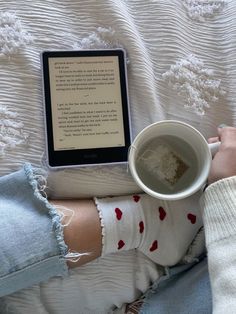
[136,135,199,194]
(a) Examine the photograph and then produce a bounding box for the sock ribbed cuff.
[94,194,144,256]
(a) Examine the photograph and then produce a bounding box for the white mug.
[128,120,220,201]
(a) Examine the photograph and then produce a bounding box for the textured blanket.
[0,0,235,313]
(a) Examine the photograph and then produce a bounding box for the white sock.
[95,192,202,266]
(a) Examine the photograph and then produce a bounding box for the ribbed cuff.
[94,195,144,256]
[200,176,236,247]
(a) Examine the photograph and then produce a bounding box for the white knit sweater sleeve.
[200,177,236,314]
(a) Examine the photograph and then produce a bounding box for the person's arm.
[200,127,236,313]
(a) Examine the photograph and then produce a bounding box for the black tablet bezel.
[41,49,131,168]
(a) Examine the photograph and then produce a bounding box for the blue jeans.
[140,256,212,314]
[0,164,68,297]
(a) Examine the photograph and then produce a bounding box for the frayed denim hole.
[52,204,92,263]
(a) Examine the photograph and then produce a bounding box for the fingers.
[218,127,236,145]
[208,136,219,144]
[208,125,236,146]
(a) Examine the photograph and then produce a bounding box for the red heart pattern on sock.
[118,240,125,250]
[159,206,166,221]
[150,240,158,252]
[187,213,196,224]
[133,195,140,203]
[139,221,144,233]
[115,207,123,220]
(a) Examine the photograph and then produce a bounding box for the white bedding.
[0,0,236,313]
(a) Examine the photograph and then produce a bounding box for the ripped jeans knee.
[0,163,74,297]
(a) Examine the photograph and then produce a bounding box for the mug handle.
[208,141,221,157]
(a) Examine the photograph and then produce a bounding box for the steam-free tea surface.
[136,135,199,194]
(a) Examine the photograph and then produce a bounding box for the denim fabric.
[0,164,68,297]
[140,257,212,314]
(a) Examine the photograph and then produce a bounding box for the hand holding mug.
[208,127,236,185]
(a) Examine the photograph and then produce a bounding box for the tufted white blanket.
[0,0,236,313]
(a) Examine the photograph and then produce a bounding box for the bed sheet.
[0,0,236,313]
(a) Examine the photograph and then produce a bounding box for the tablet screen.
[48,55,125,150]
[42,49,131,167]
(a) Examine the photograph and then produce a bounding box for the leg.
[50,199,102,268]
[95,192,203,266]
[0,165,102,297]
[0,165,69,297]
[0,163,203,297]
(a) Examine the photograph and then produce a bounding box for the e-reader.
[41,49,131,168]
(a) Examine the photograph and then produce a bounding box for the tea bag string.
[126,144,137,173]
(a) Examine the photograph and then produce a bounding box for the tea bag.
[138,140,189,189]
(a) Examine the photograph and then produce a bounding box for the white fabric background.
[1,0,235,199]
[0,0,235,313]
